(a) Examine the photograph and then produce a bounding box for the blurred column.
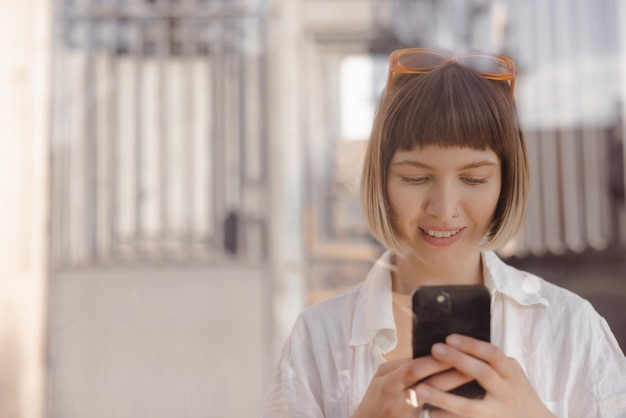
[619,0,626,244]
[0,0,50,417]
[266,0,306,361]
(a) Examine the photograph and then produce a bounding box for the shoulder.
[530,271,591,310]
[294,282,363,338]
[490,252,620,348]
[483,251,591,310]
[296,249,395,329]
[265,286,364,418]
[503,259,595,313]
[521,271,626,406]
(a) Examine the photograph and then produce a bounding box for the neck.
[390,251,484,295]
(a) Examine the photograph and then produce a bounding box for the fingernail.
[433,344,447,355]
[417,386,431,398]
[447,335,461,346]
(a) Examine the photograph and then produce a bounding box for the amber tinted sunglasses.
[386,48,518,99]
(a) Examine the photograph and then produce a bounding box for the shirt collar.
[349,250,549,347]
[481,251,550,308]
[349,250,396,346]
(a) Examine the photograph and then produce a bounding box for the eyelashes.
[400,176,488,185]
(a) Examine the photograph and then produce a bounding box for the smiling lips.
[420,227,463,246]
[423,228,460,238]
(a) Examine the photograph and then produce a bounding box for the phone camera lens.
[417,289,452,322]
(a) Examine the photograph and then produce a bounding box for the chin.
[403,242,461,262]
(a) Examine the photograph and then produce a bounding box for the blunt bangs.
[382,63,516,160]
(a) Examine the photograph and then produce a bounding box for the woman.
[264,48,626,418]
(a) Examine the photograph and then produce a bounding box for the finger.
[421,368,474,393]
[430,343,502,394]
[416,383,482,418]
[388,355,452,390]
[373,357,412,377]
[429,409,467,418]
[445,334,516,377]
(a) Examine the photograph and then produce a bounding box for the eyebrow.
[392,160,499,170]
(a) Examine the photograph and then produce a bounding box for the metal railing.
[50,0,268,267]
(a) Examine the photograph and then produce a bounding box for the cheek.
[387,182,421,222]
[473,184,502,223]
[386,180,400,213]
[386,188,402,225]
[386,186,413,235]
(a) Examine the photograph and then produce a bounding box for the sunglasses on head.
[386,48,518,99]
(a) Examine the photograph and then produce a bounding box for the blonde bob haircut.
[360,62,529,253]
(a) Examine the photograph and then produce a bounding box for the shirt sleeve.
[568,301,626,417]
[592,317,626,417]
[263,314,326,418]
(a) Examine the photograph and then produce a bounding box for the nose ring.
[453,208,459,218]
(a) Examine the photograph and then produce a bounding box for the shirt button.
[522,275,541,294]
[375,332,394,351]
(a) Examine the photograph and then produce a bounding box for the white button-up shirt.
[264,251,626,417]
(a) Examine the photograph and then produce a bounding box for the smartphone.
[412,285,491,404]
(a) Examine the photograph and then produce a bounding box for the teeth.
[425,229,459,238]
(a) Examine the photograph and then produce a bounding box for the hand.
[351,356,472,418]
[414,334,556,418]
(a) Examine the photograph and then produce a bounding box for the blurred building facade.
[2,0,626,417]
[46,1,274,417]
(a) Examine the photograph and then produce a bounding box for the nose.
[424,184,459,220]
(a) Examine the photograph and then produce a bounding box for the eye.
[402,176,429,185]
[462,177,488,185]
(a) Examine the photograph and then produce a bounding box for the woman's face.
[387,145,502,266]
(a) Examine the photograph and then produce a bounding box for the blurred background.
[2,0,626,417]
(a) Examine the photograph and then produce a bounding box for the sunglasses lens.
[398,51,445,69]
[464,55,508,75]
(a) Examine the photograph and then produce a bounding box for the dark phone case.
[412,285,491,405]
